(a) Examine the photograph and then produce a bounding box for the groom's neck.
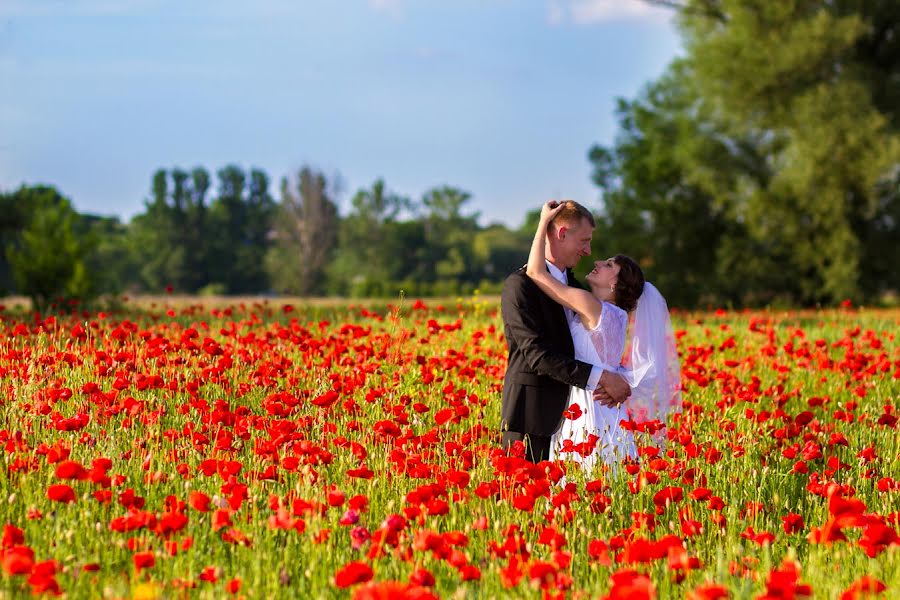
[544,243,566,273]
[545,252,567,273]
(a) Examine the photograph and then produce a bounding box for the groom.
[500,200,631,463]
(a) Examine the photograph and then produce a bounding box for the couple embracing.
[500,200,681,469]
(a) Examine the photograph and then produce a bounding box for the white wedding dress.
[549,301,638,471]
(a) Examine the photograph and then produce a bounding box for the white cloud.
[549,0,672,25]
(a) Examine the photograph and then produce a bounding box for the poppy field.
[0,297,898,599]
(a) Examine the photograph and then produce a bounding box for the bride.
[525,201,681,471]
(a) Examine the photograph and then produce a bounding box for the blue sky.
[0,0,681,228]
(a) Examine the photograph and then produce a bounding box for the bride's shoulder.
[602,301,627,322]
[587,301,626,331]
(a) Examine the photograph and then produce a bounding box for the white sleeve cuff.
[585,366,602,391]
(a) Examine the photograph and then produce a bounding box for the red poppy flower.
[334,561,374,588]
[132,551,155,572]
[327,487,346,507]
[687,583,729,600]
[741,526,775,547]
[46,484,76,504]
[351,580,438,600]
[212,509,232,532]
[603,569,655,600]
[858,520,900,557]
[563,403,583,420]
[54,460,88,480]
[409,567,435,587]
[2,545,34,576]
[653,486,684,511]
[840,575,886,600]
[2,524,24,549]
[347,466,375,479]
[189,491,211,512]
[499,556,523,589]
[759,558,812,599]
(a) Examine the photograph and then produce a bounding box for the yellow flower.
[132,582,160,600]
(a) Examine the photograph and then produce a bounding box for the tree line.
[0,168,537,313]
[2,1,898,311]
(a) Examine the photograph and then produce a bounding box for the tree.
[589,63,752,307]
[129,169,189,292]
[420,186,481,288]
[266,167,339,296]
[208,165,248,293]
[674,0,900,302]
[128,165,274,295]
[0,190,30,296]
[180,167,212,292]
[83,214,138,296]
[239,169,276,293]
[590,1,900,305]
[325,179,411,296]
[4,186,98,313]
[472,224,530,283]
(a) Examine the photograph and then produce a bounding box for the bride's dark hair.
[613,255,644,313]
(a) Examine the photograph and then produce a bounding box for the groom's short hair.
[551,200,595,230]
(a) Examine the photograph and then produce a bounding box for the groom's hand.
[594,371,630,407]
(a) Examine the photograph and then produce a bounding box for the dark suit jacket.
[500,265,593,437]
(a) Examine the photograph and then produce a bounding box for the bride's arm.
[525,202,603,328]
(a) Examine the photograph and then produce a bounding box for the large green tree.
[674,0,900,302]
[591,0,900,305]
[590,62,789,307]
[3,186,98,313]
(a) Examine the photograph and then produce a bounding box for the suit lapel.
[521,264,575,346]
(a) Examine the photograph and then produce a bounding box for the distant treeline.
[0,169,540,313]
[3,2,899,312]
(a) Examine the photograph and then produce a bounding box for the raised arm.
[525,202,603,329]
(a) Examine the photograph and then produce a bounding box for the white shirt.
[546,260,603,392]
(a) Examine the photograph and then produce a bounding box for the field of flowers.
[0,297,898,599]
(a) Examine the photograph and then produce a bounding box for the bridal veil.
[619,282,682,427]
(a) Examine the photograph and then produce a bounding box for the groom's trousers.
[502,431,551,463]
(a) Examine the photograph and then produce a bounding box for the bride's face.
[586,258,620,291]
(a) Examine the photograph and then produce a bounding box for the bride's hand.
[540,201,565,224]
[595,371,631,407]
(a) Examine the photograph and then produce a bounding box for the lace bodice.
[570,301,627,368]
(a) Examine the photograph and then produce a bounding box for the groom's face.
[555,217,594,269]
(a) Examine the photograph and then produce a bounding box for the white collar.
[545,260,567,284]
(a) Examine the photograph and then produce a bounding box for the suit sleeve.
[501,274,593,388]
